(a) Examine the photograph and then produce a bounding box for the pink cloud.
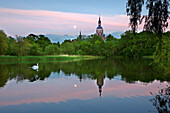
[0,7,169,37]
[0,7,130,36]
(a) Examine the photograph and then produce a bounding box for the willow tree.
[126,0,144,34]
[144,0,169,55]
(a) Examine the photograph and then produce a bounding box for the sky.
[0,0,169,37]
[0,0,127,15]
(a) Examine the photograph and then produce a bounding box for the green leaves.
[61,42,75,55]
[30,43,43,56]
[45,45,61,55]
[117,31,158,57]
[0,30,8,55]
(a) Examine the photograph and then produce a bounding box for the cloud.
[0,7,131,36]
[2,7,169,37]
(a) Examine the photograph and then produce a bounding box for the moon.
[73,25,77,29]
[74,84,77,88]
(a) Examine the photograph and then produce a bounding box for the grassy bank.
[0,55,100,59]
[142,56,154,59]
[0,55,102,64]
[0,55,154,64]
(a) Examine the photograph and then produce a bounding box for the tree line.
[0,30,168,57]
[0,30,169,58]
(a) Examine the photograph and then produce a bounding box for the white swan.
[32,63,39,71]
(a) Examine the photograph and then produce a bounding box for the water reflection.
[0,58,169,113]
[150,86,170,113]
[0,58,169,88]
[97,73,105,97]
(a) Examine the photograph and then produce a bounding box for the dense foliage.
[0,30,8,55]
[126,0,169,73]
[0,30,169,59]
[1,29,169,73]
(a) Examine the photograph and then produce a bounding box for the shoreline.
[0,55,103,64]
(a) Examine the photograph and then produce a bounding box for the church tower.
[96,16,105,41]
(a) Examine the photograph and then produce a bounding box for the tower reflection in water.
[78,73,105,97]
[96,74,105,97]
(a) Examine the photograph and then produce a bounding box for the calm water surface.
[0,58,169,113]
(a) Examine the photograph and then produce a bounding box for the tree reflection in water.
[150,86,170,113]
[0,58,169,87]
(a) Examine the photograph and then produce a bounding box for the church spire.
[98,15,101,26]
[79,30,82,40]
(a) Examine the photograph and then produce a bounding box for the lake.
[0,58,169,113]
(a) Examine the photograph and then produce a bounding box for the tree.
[26,34,38,44]
[116,30,158,57]
[61,42,75,55]
[79,41,93,55]
[29,43,43,56]
[89,35,100,44]
[106,34,114,42]
[76,49,83,55]
[0,30,8,55]
[6,37,17,55]
[45,45,61,55]
[16,36,31,56]
[106,41,116,56]
[57,41,60,47]
[144,0,169,55]
[16,35,24,56]
[35,35,52,52]
[20,39,32,56]
[126,0,144,34]
[153,31,170,74]
[105,34,119,56]
[73,41,81,54]
[106,34,118,42]
[94,38,106,56]
[62,39,72,45]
